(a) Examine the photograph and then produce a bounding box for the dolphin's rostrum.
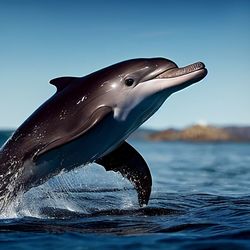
[0,58,207,210]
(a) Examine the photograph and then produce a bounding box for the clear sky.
[0,0,249,129]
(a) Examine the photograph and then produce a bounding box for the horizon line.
[1,123,250,132]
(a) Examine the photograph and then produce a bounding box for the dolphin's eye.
[125,78,134,86]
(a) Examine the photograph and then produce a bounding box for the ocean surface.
[0,130,250,250]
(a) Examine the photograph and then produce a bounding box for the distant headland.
[130,125,250,142]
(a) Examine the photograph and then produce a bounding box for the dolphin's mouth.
[156,62,206,79]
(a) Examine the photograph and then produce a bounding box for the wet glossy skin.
[0,57,207,208]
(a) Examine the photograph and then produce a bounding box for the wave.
[0,192,249,237]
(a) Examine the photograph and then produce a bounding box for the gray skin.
[0,58,207,210]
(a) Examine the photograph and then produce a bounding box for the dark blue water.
[0,131,250,249]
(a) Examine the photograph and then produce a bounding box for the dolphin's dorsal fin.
[50,77,78,91]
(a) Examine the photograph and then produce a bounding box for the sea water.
[0,131,249,249]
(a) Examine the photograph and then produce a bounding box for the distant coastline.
[130,125,250,142]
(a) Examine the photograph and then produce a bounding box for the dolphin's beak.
[156,62,206,79]
[154,61,207,93]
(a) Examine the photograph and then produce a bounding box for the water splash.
[0,163,138,219]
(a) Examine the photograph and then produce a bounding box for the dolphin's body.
[0,58,207,210]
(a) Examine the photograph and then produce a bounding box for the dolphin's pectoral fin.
[96,141,152,207]
[36,106,113,158]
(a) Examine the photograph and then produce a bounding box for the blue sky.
[0,0,249,129]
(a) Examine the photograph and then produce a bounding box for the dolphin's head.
[48,58,207,146]
[86,58,207,128]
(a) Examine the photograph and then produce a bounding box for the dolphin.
[0,58,207,210]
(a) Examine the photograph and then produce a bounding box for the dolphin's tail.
[96,141,152,207]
